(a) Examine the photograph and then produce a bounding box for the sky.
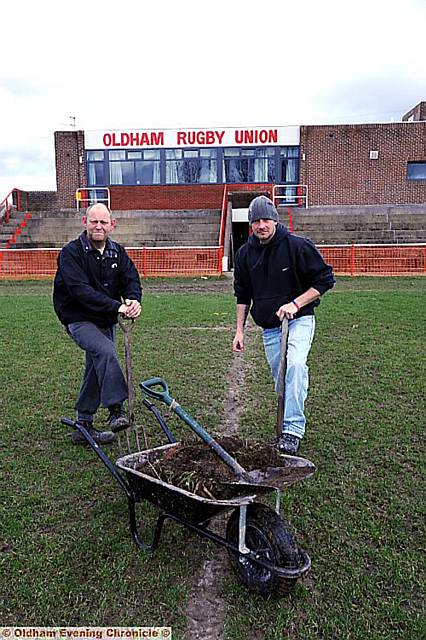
[1,0,425,197]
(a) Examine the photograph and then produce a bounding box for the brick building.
[52,101,426,211]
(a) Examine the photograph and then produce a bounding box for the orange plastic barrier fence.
[126,247,222,277]
[319,244,426,276]
[0,244,425,281]
[0,247,223,280]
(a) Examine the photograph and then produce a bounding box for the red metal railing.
[218,185,228,248]
[0,188,22,224]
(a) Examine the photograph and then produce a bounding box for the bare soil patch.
[144,275,233,294]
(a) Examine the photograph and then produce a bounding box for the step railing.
[218,184,228,248]
[273,184,308,208]
[0,188,22,224]
[76,187,111,211]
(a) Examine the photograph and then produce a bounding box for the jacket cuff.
[236,297,251,305]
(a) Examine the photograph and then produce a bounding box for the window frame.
[407,161,426,181]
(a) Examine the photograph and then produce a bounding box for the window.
[407,162,426,180]
[87,150,105,186]
[87,151,104,161]
[280,147,299,182]
[110,150,126,161]
[88,145,300,186]
[277,147,300,203]
[109,149,160,185]
[88,162,105,186]
[223,147,276,183]
[165,149,217,184]
[110,160,134,185]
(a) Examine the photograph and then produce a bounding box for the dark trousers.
[67,321,127,422]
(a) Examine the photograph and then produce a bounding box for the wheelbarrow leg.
[128,497,171,551]
[151,513,171,550]
[128,496,152,551]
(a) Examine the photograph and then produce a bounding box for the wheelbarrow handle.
[59,417,132,499]
[139,378,172,404]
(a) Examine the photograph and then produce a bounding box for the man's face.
[83,205,115,247]
[250,218,277,244]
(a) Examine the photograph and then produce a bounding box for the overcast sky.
[1,0,425,197]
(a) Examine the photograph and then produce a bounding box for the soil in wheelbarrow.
[136,436,290,500]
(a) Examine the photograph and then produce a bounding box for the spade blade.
[225,455,316,490]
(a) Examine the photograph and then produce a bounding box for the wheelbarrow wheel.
[226,503,299,597]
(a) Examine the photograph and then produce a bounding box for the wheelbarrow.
[60,380,315,597]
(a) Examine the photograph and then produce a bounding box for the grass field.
[0,276,424,639]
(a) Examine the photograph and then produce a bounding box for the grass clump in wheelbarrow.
[139,436,285,500]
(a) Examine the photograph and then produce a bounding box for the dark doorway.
[230,222,250,269]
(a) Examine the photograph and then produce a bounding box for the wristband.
[292,300,300,311]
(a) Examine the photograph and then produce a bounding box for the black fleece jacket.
[234,224,334,329]
[53,232,142,327]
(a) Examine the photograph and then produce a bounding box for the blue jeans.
[262,316,316,439]
[67,321,128,423]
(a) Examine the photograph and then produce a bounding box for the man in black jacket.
[232,196,334,455]
[53,203,142,445]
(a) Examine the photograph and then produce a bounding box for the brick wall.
[402,102,426,121]
[54,124,426,211]
[110,184,225,210]
[54,130,87,209]
[22,191,58,211]
[300,122,426,206]
[110,184,274,211]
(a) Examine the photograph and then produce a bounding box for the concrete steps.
[2,209,222,249]
[2,204,424,249]
[278,204,426,244]
[0,212,32,244]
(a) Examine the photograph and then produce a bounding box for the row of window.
[87,146,300,186]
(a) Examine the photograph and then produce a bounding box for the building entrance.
[230,222,249,269]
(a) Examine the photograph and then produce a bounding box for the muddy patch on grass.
[183,341,248,640]
[144,276,233,295]
[222,351,245,437]
[184,555,229,640]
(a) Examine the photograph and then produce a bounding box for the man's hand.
[119,299,141,319]
[276,288,320,321]
[276,301,299,321]
[232,329,244,352]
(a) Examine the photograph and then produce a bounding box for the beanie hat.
[248,196,279,224]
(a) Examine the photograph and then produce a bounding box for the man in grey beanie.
[232,195,334,455]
